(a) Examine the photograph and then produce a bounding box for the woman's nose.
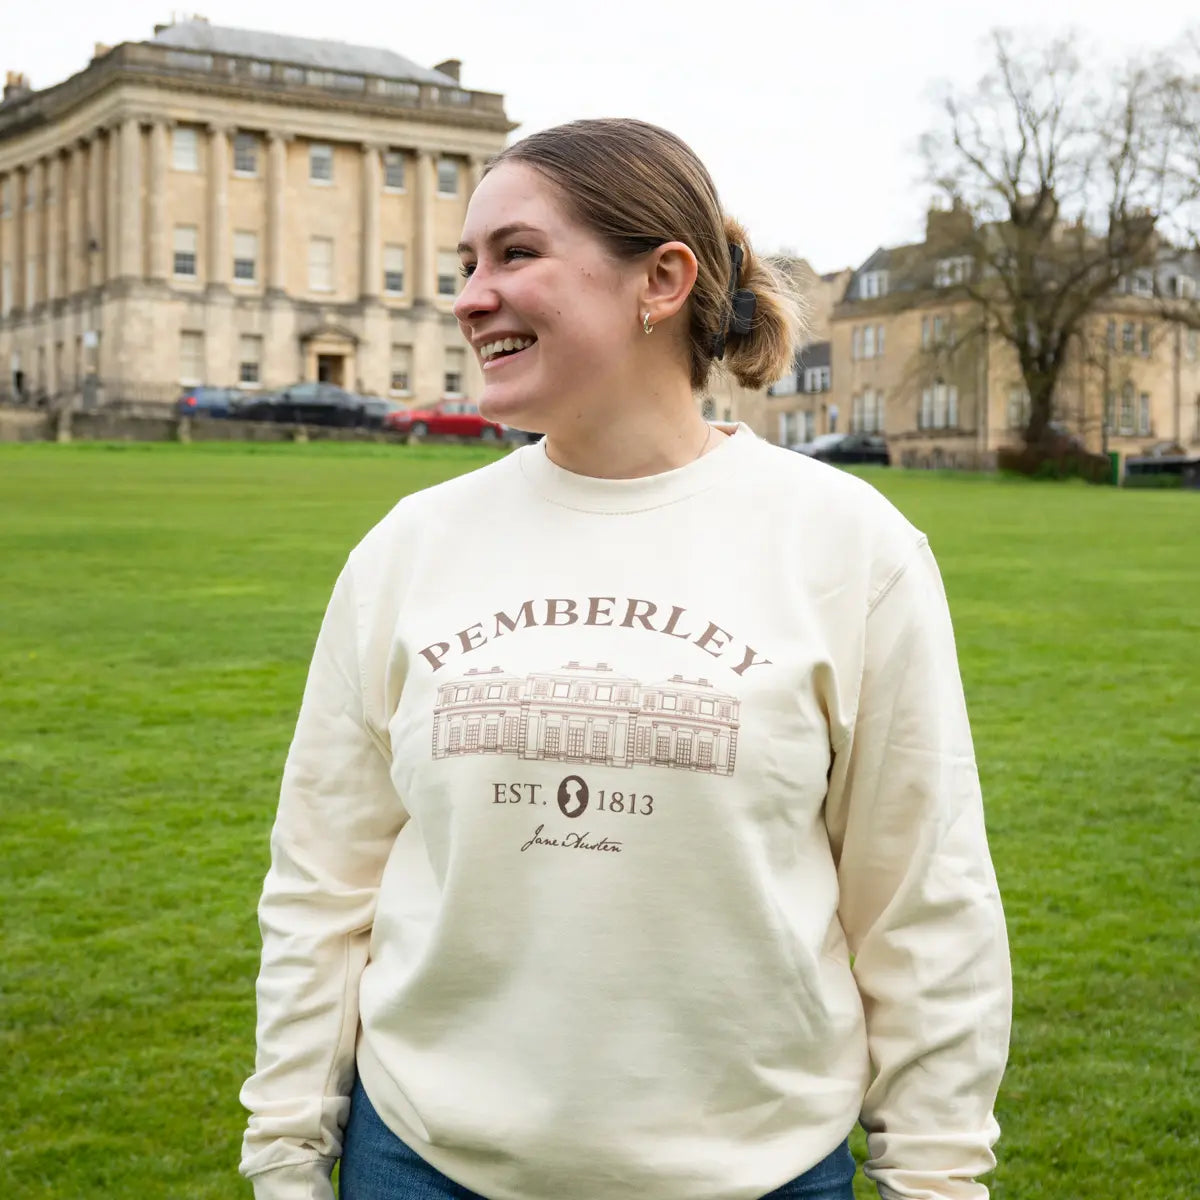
[453,269,499,323]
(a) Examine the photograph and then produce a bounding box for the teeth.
[481,336,534,361]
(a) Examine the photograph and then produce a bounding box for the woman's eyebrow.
[457,223,544,255]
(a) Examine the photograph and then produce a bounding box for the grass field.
[1,441,1197,1199]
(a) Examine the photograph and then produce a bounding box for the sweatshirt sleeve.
[239,562,409,1200]
[824,537,1012,1200]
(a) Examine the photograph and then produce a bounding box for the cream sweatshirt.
[239,424,1011,1200]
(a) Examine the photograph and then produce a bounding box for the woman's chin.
[479,388,544,435]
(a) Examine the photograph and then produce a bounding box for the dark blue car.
[176,387,246,418]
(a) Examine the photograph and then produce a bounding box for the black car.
[793,433,890,466]
[176,387,246,418]
[239,382,366,428]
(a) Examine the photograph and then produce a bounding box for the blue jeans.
[340,1074,856,1200]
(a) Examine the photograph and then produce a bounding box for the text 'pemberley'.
[419,596,773,677]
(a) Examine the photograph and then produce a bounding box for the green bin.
[1108,451,1120,486]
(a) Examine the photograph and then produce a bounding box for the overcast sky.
[6,0,1197,271]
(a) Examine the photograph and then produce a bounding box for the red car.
[385,400,505,440]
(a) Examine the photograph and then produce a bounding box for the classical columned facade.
[0,21,513,407]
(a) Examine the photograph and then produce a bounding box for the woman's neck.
[540,374,721,480]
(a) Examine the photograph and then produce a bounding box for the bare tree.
[921,30,1195,447]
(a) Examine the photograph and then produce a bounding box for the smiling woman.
[239,118,1011,1200]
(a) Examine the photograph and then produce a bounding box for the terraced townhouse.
[825,202,1200,468]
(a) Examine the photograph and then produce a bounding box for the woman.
[239,119,1011,1200]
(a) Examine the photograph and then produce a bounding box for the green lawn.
[1,442,1197,1199]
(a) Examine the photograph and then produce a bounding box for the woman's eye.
[459,262,475,279]
[504,247,533,261]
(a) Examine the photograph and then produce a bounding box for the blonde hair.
[488,119,808,391]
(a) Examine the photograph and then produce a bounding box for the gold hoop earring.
[642,312,654,335]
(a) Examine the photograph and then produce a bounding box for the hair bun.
[717,217,810,391]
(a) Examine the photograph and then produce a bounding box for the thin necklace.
[693,423,713,462]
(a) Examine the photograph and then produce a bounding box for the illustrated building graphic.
[432,662,740,776]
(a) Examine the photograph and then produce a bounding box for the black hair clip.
[712,243,757,360]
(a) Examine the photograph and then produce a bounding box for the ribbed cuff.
[248,1160,337,1200]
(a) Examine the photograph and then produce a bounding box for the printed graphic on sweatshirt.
[432,661,740,776]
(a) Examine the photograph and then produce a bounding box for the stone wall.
[0,405,413,444]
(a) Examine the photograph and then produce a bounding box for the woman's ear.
[641,241,699,326]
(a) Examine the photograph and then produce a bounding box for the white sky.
[5,0,1196,271]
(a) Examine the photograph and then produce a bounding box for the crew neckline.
[516,422,755,514]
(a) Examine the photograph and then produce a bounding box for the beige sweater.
[239,425,1011,1200]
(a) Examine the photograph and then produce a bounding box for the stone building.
[0,19,513,407]
[827,205,1200,468]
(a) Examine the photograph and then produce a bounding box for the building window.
[920,380,958,430]
[1104,390,1115,432]
[803,365,830,392]
[437,157,459,196]
[1140,324,1151,357]
[933,315,945,346]
[238,335,262,386]
[308,237,334,291]
[180,331,204,386]
[390,344,412,395]
[862,325,875,358]
[233,132,258,176]
[173,226,198,278]
[1106,319,1117,351]
[233,231,258,282]
[876,324,885,357]
[383,245,405,295]
[1122,322,1135,354]
[1138,393,1151,436]
[934,256,972,287]
[860,270,888,299]
[437,250,459,297]
[0,178,11,216]
[309,143,333,183]
[1008,386,1031,430]
[857,389,884,433]
[172,127,199,171]
[1118,382,1135,434]
[444,347,466,396]
[384,150,406,190]
[851,327,861,359]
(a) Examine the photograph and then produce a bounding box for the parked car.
[384,399,506,440]
[792,432,890,466]
[360,396,411,430]
[239,382,365,427]
[504,427,544,445]
[176,387,245,418]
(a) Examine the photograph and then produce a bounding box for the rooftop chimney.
[2,71,32,105]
